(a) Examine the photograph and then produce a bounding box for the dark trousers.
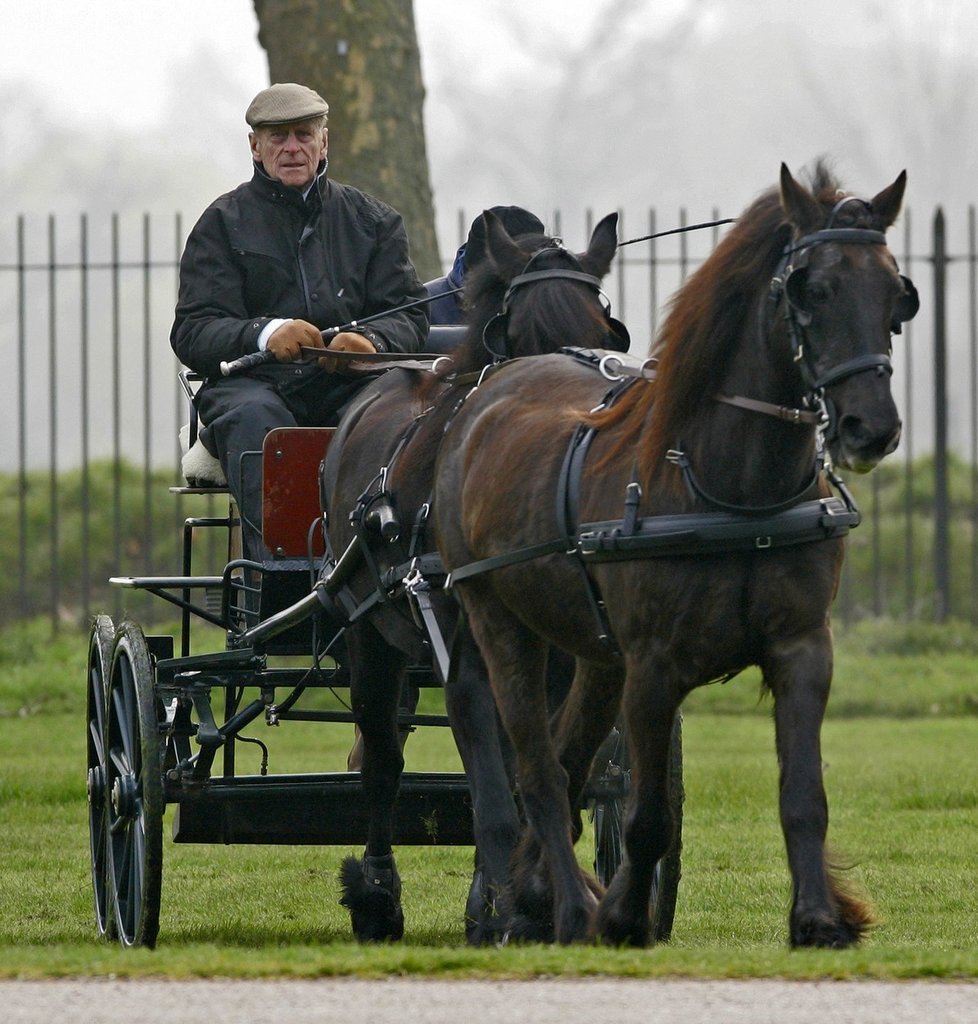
[196,366,363,562]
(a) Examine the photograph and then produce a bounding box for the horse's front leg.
[338,621,408,941]
[766,629,875,948]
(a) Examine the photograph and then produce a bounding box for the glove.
[266,320,324,362]
[317,331,377,374]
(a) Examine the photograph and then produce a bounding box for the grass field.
[0,617,976,979]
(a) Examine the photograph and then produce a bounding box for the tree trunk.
[252,0,441,279]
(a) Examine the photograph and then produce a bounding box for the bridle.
[664,196,919,514]
[481,243,630,360]
[770,195,919,404]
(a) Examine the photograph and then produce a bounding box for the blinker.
[784,266,813,326]
[891,275,919,334]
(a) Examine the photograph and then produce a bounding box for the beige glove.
[266,320,324,361]
[317,331,377,374]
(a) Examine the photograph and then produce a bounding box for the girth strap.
[445,495,859,588]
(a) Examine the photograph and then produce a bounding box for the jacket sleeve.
[355,204,429,353]
[170,206,271,377]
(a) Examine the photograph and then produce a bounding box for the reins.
[617,218,736,248]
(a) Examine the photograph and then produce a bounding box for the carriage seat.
[179,421,227,488]
[424,324,467,354]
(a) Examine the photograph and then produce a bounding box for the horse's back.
[432,352,613,574]
[323,368,431,548]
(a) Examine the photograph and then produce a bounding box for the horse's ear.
[869,170,907,230]
[779,162,822,233]
[579,212,619,279]
[482,209,526,279]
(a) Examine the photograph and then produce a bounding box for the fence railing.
[2,206,977,631]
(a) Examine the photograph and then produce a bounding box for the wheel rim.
[105,622,163,948]
[86,614,116,940]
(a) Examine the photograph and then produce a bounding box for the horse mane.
[589,160,852,485]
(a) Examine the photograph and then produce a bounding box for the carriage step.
[170,771,474,846]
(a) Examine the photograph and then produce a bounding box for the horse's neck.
[686,312,818,506]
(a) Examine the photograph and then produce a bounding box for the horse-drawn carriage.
[87,162,917,951]
[86,210,682,948]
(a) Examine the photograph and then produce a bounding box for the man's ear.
[249,131,260,162]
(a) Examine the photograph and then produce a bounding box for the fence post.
[933,208,950,622]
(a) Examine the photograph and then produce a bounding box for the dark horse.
[431,163,917,947]
[320,210,623,941]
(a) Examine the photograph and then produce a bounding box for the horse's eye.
[805,281,831,305]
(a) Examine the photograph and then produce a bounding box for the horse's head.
[777,163,917,472]
[461,210,625,364]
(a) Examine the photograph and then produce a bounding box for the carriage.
[86,161,917,951]
[85,217,684,949]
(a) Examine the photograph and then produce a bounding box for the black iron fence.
[2,206,977,630]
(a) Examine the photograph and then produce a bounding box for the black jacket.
[171,163,428,378]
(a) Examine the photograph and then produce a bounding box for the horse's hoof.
[592,870,651,947]
[464,870,507,946]
[501,910,555,944]
[339,854,404,942]
[790,912,863,949]
[554,898,598,945]
[592,911,651,948]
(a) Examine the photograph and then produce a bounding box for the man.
[424,205,545,325]
[171,82,428,563]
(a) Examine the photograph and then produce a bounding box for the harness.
[327,200,918,660]
[443,350,861,585]
[441,198,920,645]
[321,243,628,675]
[481,244,630,359]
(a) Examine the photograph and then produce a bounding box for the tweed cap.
[245,83,329,128]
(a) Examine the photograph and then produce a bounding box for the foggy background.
[2,0,976,470]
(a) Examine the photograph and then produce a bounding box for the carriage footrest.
[170,771,474,846]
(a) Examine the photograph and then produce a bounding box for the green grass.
[8,451,978,629]
[0,617,976,979]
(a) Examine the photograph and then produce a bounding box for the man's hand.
[317,331,377,374]
[266,320,324,362]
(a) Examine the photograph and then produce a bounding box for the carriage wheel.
[591,712,684,942]
[86,614,117,940]
[105,621,164,948]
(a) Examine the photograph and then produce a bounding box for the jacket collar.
[251,160,329,209]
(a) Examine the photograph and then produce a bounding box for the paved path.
[4,977,977,1024]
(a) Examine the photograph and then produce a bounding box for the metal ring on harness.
[598,354,626,381]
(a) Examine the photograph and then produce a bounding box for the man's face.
[249,119,327,189]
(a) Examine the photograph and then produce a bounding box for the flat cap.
[245,83,329,128]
